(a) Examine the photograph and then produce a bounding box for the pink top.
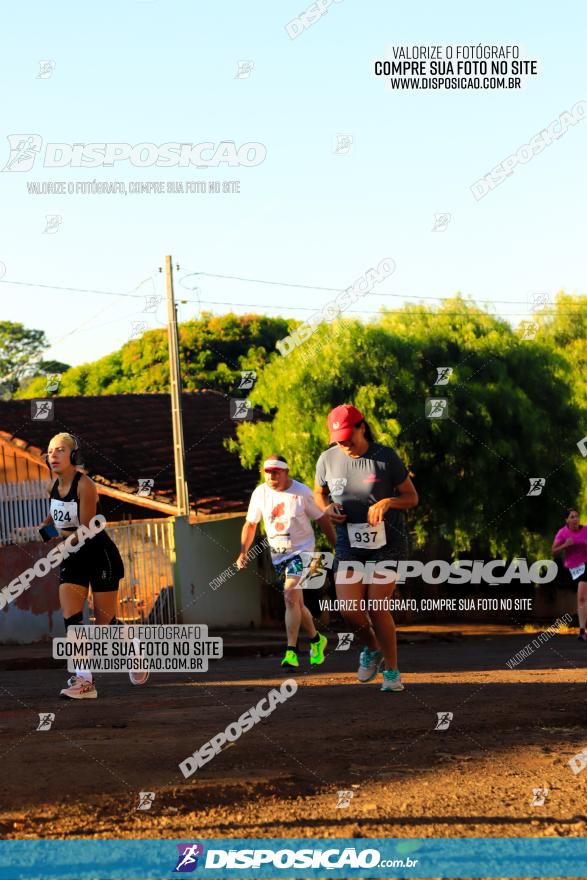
[553,524,587,569]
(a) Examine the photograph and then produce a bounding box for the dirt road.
[1,632,586,840]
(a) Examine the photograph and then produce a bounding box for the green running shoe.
[309,633,327,665]
[281,649,299,669]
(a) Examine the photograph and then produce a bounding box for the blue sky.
[0,0,585,367]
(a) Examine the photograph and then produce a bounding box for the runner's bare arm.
[367,476,419,525]
[237,521,258,569]
[313,483,329,511]
[78,475,99,528]
[552,537,573,554]
[314,482,346,523]
[40,488,55,528]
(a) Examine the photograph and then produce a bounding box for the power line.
[195,271,344,293]
[0,278,146,300]
[191,271,587,307]
[0,275,584,315]
[51,300,124,346]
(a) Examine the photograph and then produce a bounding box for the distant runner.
[314,405,418,693]
[552,507,587,640]
[237,455,336,670]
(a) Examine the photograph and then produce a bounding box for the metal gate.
[0,479,51,545]
[105,519,176,625]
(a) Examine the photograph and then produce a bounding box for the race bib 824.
[50,499,79,528]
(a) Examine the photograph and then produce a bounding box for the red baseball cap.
[327,404,364,442]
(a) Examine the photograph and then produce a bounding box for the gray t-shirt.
[315,442,409,553]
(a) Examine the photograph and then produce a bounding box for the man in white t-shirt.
[237,455,336,670]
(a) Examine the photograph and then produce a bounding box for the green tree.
[228,298,582,559]
[37,359,71,375]
[0,321,48,396]
[532,292,587,511]
[17,312,292,398]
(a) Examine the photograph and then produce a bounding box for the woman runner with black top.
[314,405,418,693]
[39,432,128,699]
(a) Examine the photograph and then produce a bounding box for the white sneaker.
[357,646,384,682]
[129,669,150,686]
[129,637,150,686]
[60,679,97,699]
[381,669,404,692]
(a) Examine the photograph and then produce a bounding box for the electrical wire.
[0,275,583,319]
[1,273,584,308]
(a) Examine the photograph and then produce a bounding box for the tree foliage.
[7,295,586,557]
[0,321,49,396]
[17,312,292,398]
[228,297,585,559]
[533,292,587,511]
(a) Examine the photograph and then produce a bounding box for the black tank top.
[50,472,104,533]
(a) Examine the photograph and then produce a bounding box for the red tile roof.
[0,391,264,515]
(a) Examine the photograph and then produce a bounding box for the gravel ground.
[1,633,586,844]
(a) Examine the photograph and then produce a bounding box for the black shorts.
[565,564,587,585]
[59,534,124,592]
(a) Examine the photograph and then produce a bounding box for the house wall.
[0,541,66,643]
[172,516,264,628]
[0,442,49,484]
[3,440,569,637]
[0,526,578,642]
[0,515,266,644]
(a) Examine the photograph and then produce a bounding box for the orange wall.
[0,442,50,485]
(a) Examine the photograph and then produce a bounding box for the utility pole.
[165,255,189,516]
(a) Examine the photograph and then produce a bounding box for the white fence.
[0,479,50,546]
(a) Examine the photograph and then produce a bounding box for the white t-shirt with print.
[246,479,324,564]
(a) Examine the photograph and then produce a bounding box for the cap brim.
[329,428,354,443]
